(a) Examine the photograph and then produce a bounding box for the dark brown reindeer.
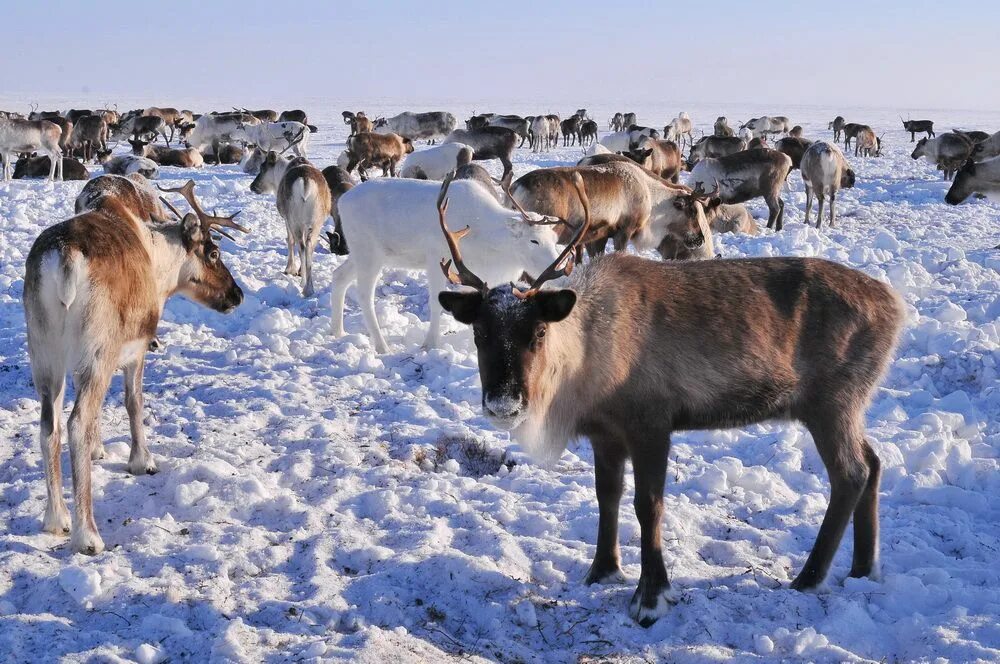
[437,173,904,625]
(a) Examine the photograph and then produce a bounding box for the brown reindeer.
[436,175,905,625]
[24,180,246,554]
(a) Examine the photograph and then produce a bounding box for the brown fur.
[511,162,714,259]
[627,139,682,182]
[75,173,173,222]
[439,252,905,625]
[345,132,414,180]
[24,183,243,554]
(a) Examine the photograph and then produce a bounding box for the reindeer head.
[656,182,720,259]
[157,180,246,313]
[438,173,591,429]
[250,151,284,194]
[911,138,928,159]
[945,159,978,205]
[128,137,149,156]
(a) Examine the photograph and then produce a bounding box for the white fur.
[400,143,472,180]
[331,178,563,353]
[599,131,631,152]
[236,121,310,157]
[530,116,550,153]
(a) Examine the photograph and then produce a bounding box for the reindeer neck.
[145,224,191,304]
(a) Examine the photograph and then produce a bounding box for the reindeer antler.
[438,171,487,291]
[503,180,569,226]
[279,127,306,155]
[513,172,592,298]
[157,180,248,240]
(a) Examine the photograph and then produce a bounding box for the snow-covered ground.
[0,100,998,663]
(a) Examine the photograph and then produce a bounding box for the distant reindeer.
[829,116,846,142]
[0,116,64,180]
[901,117,934,142]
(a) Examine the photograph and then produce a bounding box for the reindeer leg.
[329,258,356,338]
[67,360,114,555]
[628,432,675,626]
[793,414,870,590]
[38,373,70,535]
[124,358,157,475]
[585,437,627,585]
[300,236,314,297]
[283,227,297,275]
[355,263,389,354]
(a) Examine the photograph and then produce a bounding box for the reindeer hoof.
[71,529,105,556]
[584,565,626,586]
[43,505,71,535]
[629,580,678,627]
[90,445,105,461]
[128,455,158,476]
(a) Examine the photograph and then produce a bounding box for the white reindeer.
[330,173,566,353]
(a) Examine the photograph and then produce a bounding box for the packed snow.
[0,98,998,663]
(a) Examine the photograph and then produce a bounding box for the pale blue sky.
[2,0,996,111]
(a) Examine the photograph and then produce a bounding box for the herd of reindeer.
[3,100,993,626]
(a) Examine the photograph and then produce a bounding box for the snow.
[0,98,999,662]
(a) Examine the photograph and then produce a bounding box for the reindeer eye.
[208,249,220,263]
[530,240,539,245]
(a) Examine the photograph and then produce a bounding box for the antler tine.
[437,171,487,291]
[503,180,535,222]
[514,172,592,298]
[158,195,183,220]
[158,179,249,235]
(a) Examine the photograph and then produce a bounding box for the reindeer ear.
[533,289,576,322]
[439,291,483,324]
[181,213,203,251]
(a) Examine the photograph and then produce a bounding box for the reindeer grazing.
[399,142,474,180]
[912,133,973,180]
[855,127,882,158]
[68,115,109,163]
[235,119,310,157]
[510,161,716,260]
[322,165,356,255]
[801,141,856,228]
[24,179,245,554]
[116,110,169,145]
[664,112,694,148]
[829,116,846,141]
[688,149,792,230]
[0,116,64,181]
[579,120,599,147]
[946,156,1000,204]
[343,132,414,180]
[436,178,904,625]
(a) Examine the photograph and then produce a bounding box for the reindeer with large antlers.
[330,171,567,352]
[438,175,905,626]
[24,179,246,554]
